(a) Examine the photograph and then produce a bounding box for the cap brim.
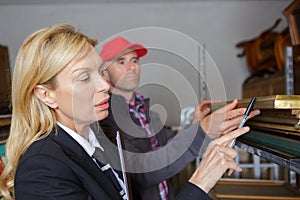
[104,43,147,62]
[129,44,148,58]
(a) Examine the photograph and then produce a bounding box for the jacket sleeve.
[125,123,212,188]
[15,154,94,200]
[175,182,211,200]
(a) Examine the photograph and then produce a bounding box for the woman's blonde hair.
[0,24,97,199]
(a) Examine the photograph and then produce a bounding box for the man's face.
[105,51,140,92]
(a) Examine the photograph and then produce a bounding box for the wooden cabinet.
[210,95,300,199]
[242,68,300,98]
[0,45,11,115]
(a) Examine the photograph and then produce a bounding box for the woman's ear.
[34,85,57,108]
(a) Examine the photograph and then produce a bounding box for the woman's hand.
[200,99,260,139]
[188,126,250,193]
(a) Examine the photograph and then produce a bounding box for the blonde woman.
[0,24,249,200]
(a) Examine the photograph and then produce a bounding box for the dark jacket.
[14,124,211,200]
[14,125,124,200]
[99,93,212,200]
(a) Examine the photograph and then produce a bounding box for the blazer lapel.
[91,122,134,200]
[50,126,123,200]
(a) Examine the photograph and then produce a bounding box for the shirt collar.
[56,122,104,157]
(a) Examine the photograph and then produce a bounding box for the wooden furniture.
[0,115,10,175]
[0,115,10,143]
[284,0,300,46]
[235,95,300,174]
[0,44,11,115]
[211,179,300,200]
[210,95,300,199]
[219,2,300,198]
[211,95,300,174]
[242,68,300,98]
[235,19,281,74]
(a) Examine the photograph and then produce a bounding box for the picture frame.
[283,0,300,45]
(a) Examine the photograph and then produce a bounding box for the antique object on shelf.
[292,44,300,74]
[242,67,300,98]
[238,95,300,136]
[236,19,281,74]
[238,0,300,98]
[211,95,300,174]
[210,96,300,197]
[237,95,300,174]
[0,115,11,143]
[274,27,293,72]
[284,0,300,45]
[212,95,300,136]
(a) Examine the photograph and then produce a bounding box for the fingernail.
[243,127,250,131]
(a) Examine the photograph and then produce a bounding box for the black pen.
[229,97,256,148]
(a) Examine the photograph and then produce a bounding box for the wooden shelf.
[237,131,300,174]
[211,179,300,200]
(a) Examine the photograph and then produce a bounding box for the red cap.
[100,36,148,62]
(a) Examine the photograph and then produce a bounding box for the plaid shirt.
[127,93,168,200]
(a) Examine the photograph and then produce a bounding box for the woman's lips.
[95,98,109,109]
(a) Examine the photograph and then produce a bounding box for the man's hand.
[192,100,215,124]
[200,99,260,139]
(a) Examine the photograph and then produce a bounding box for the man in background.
[98,36,259,200]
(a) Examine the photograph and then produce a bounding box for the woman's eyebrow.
[71,67,88,74]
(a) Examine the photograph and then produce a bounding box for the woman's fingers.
[200,98,260,139]
[189,143,242,193]
[214,99,238,114]
[215,126,250,146]
[218,109,260,134]
[226,160,242,176]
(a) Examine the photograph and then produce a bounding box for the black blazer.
[14,125,124,200]
[14,125,211,200]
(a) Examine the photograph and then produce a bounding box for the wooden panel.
[283,0,300,46]
[0,116,10,143]
[211,179,300,200]
[0,45,11,115]
[211,95,300,136]
[242,67,300,98]
[243,68,300,98]
[243,72,286,98]
[237,95,300,109]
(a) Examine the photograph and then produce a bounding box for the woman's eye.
[79,76,90,82]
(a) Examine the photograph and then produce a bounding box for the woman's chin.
[96,110,109,121]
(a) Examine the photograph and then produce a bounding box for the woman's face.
[52,46,110,130]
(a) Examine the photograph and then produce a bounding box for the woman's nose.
[96,76,110,92]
